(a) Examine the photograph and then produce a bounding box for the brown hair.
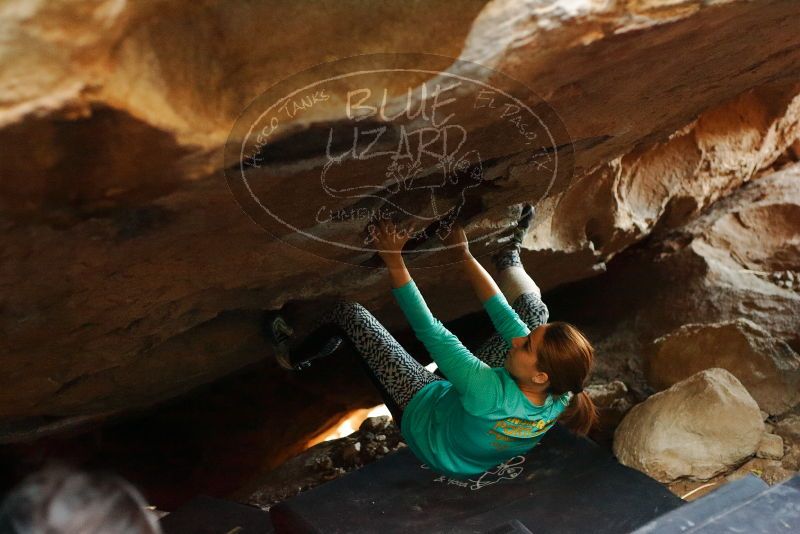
[535,321,598,436]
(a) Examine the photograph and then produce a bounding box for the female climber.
[269,205,598,478]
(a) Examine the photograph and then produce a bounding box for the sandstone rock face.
[562,162,800,480]
[649,164,800,350]
[774,415,800,444]
[528,84,800,290]
[556,162,800,392]
[775,415,800,471]
[646,319,800,415]
[613,368,764,483]
[2,0,800,442]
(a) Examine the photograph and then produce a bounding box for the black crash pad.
[631,474,769,533]
[159,495,273,534]
[270,424,683,533]
[639,474,799,533]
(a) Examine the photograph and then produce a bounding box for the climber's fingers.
[375,218,418,250]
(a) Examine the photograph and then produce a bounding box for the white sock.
[497,265,541,304]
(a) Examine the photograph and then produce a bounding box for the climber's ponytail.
[535,321,598,436]
[559,390,598,436]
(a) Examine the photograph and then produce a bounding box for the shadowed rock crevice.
[0,105,195,223]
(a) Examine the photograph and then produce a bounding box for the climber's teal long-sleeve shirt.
[391,278,571,479]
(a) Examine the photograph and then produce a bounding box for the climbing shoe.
[294,333,345,370]
[490,203,535,265]
[490,203,534,245]
[266,313,344,371]
[266,312,296,370]
[509,203,534,248]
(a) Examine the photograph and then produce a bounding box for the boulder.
[756,433,785,461]
[584,380,635,446]
[783,445,800,472]
[2,0,800,443]
[613,368,764,483]
[586,380,630,409]
[646,319,800,415]
[772,414,800,472]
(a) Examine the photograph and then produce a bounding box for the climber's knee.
[332,299,370,321]
[514,293,549,328]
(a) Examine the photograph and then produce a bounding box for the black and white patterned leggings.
[312,287,548,426]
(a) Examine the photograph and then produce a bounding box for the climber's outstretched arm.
[390,277,503,415]
[373,219,503,415]
[442,225,530,342]
[441,225,501,303]
[381,252,411,289]
[374,219,414,289]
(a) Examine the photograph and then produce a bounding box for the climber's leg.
[310,300,445,425]
[473,204,549,368]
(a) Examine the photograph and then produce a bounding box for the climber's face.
[505,324,549,387]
